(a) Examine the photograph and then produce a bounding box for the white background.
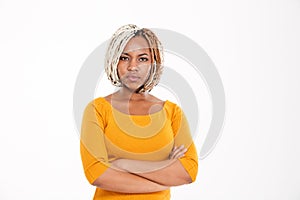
[1,0,300,199]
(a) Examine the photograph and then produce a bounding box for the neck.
[114,87,149,101]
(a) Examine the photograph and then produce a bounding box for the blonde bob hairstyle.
[104,24,164,93]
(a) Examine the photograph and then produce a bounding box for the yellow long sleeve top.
[80,97,198,200]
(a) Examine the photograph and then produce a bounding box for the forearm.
[112,159,192,186]
[92,167,169,193]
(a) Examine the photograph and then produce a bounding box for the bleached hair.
[104,24,164,93]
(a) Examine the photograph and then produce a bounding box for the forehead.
[123,36,150,53]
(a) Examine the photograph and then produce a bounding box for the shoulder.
[84,97,110,113]
[163,98,181,110]
[164,100,184,117]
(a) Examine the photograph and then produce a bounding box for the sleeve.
[171,105,198,182]
[80,101,111,184]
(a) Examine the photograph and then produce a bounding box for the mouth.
[126,75,140,82]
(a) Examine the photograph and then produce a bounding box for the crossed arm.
[81,102,197,194]
[92,145,191,193]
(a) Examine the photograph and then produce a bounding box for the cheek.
[117,65,126,76]
[138,66,152,81]
[143,65,152,74]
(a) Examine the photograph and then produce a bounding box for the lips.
[126,75,140,82]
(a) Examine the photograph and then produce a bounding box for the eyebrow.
[122,52,149,57]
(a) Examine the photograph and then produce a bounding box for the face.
[117,36,152,92]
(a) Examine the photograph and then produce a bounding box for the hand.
[169,145,187,160]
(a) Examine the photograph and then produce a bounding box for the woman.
[80,24,198,199]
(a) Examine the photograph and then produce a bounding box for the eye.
[139,57,149,62]
[119,56,129,61]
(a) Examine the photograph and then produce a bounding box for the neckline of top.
[99,97,168,117]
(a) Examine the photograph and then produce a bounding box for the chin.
[120,78,148,92]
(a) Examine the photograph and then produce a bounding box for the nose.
[127,59,138,71]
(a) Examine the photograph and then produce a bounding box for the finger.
[172,148,187,159]
[169,146,177,159]
[169,146,179,157]
[172,145,185,155]
[174,146,187,156]
[170,146,187,159]
[169,146,178,158]
[169,146,175,159]
[172,146,177,151]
